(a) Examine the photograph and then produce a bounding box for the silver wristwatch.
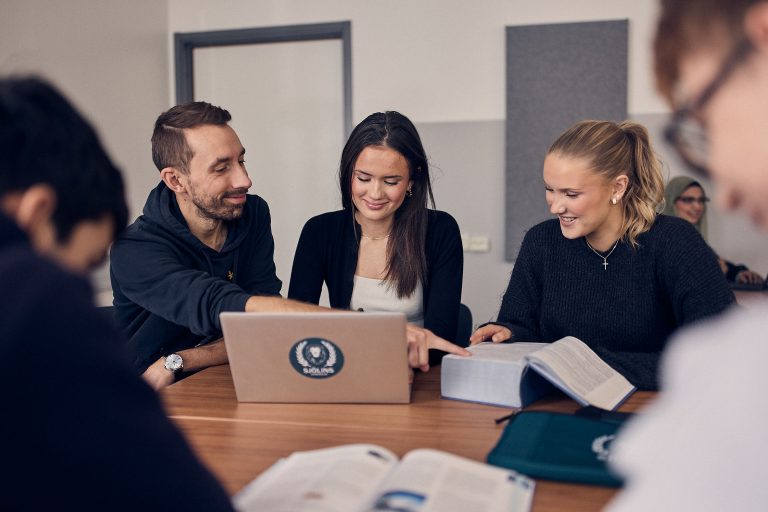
[163,353,184,374]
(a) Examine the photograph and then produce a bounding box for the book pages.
[525,336,635,410]
[366,449,534,512]
[234,445,535,512]
[234,444,397,511]
[441,343,546,407]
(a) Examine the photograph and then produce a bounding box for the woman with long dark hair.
[289,111,467,368]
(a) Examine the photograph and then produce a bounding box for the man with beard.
[110,102,325,390]
[112,102,471,390]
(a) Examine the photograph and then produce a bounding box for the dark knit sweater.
[497,215,735,390]
[288,209,463,363]
[110,182,282,372]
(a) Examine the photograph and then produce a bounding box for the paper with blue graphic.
[234,444,534,512]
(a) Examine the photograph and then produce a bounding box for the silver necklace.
[361,232,390,241]
[584,238,620,270]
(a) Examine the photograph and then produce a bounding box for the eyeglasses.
[675,196,710,205]
[664,38,753,177]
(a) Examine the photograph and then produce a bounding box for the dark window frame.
[174,21,352,136]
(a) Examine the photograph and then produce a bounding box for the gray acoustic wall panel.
[505,20,628,260]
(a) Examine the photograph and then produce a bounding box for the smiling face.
[351,145,411,227]
[673,184,707,225]
[179,124,252,221]
[676,39,768,229]
[544,153,624,248]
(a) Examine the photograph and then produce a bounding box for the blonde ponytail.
[617,121,665,247]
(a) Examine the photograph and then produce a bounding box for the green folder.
[487,411,626,487]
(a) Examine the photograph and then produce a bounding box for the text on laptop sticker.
[290,338,345,378]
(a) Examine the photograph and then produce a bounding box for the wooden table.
[734,289,768,309]
[162,365,653,511]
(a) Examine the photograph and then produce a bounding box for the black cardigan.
[288,209,464,360]
[496,215,735,390]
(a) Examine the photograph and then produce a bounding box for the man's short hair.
[151,102,232,173]
[0,76,128,241]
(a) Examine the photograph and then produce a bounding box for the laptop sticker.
[290,338,345,378]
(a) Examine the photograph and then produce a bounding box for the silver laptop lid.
[221,312,410,403]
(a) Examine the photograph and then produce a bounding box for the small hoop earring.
[407,189,413,197]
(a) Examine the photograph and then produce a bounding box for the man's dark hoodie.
[110,182,282,372]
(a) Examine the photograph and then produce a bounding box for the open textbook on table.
[234,444,535,512]
[441,336,636,410]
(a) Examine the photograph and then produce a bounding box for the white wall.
[4,1,764,316]
[0,0,170,302]
[0,0,169,218]
[168,0,666,120]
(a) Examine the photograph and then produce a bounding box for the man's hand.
[405,324,471,372]
[469,324,513,345]
[142,357,175,391]
[736,269,764,285]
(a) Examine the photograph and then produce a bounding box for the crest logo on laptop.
[289,338,345,378]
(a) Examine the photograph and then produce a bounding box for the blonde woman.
[470,120,735,390]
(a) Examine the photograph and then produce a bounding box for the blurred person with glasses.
[607,1,768,510]
[663,175,765,285]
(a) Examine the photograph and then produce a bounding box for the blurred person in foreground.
[0,76,234,511]
[608,1,768,510]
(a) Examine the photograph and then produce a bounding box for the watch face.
[164,353,183,372]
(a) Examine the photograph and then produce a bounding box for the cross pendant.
[602,260,608,270]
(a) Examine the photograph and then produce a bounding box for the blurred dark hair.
[0,76,128,242]
[151,101,231,173]
[339,111,435,298]
[654,0,757,102]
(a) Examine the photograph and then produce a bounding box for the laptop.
[220,312,411,403]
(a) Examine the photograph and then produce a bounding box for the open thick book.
[234,444,535,512]
[441,336,636,410]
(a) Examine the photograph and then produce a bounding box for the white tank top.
[349,275,424,326]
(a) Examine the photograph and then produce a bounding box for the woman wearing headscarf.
[664,176,764,285]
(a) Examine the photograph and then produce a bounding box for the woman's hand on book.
[469,324,512,345]
[406,324,471,372]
